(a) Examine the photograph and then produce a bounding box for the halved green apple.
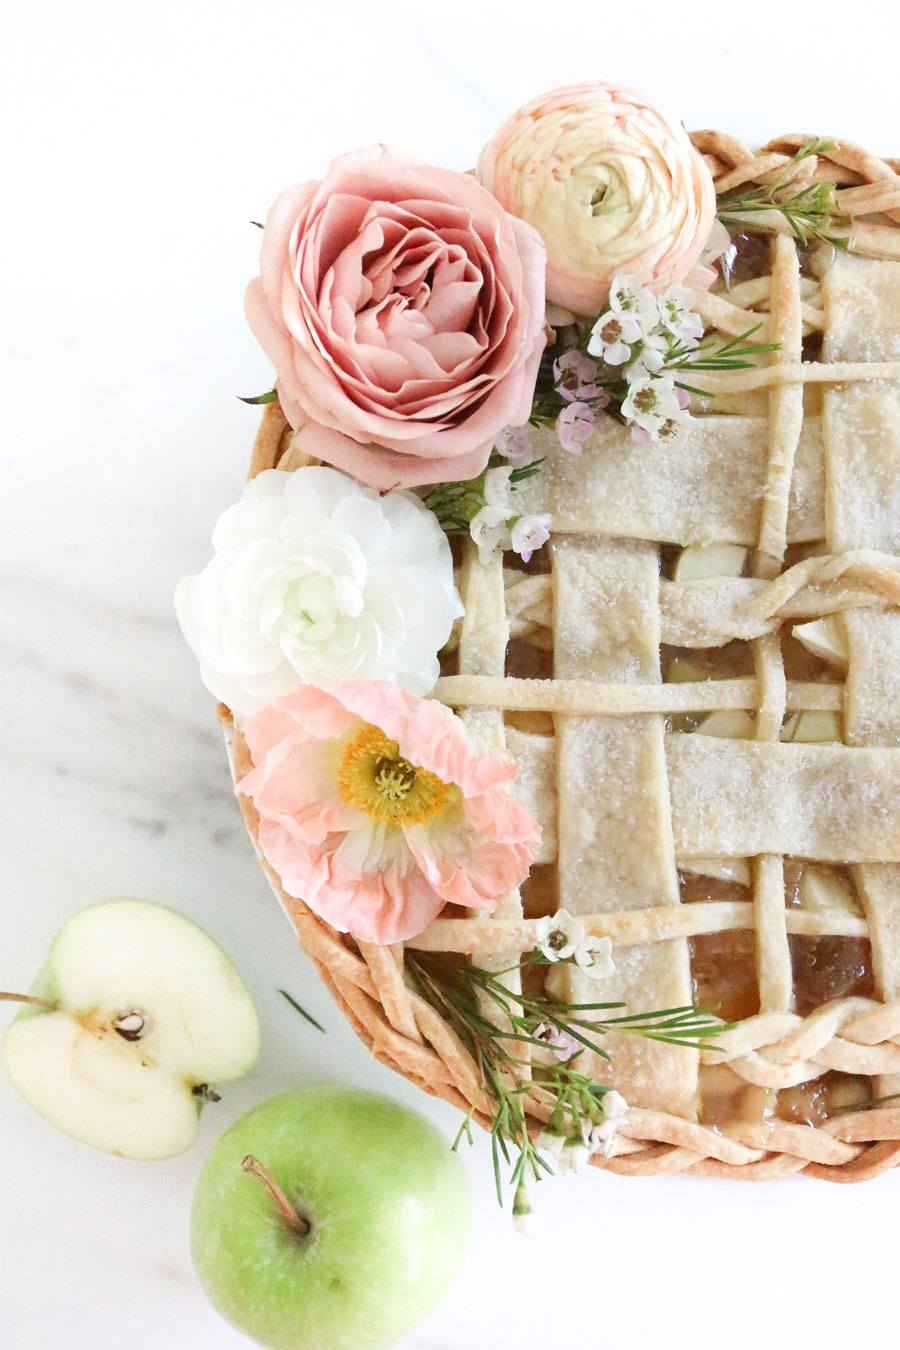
[2,900,260,1160]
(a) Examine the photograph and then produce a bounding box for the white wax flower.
[560,1138,592,1173]
[657,284,704,345]
[175,467,462,715]
[572,933,616,982]
[609,274,660,331]
[534,908,587,962]
[623,336,667,383]
[512,1202,537,1236]
[602,1089,628,1121]
[585,1090,629,1157]
[510,513,551,564]
[536,1129,567,1162]
[621,373,684,439]
[469,505,510,565]
[469,465,513,564]
[533,1021,580,1062]
[587,308,642,365]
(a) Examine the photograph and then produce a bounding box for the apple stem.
[0,992,56,1010]
[241,1155,312,1239]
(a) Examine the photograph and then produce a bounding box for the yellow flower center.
[338,724,450,825]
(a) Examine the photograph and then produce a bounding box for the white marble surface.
[2,2,899,1347]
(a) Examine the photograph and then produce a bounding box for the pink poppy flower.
[237,681,541,944]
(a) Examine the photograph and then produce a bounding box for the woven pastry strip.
[231,131,900,1180]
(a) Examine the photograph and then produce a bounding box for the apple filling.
[778,1071,872,1125]
[520,863,560,919]
[689,929,759,1024]
[505,636,553,680]
[699,1064,871,1132]
[789,935,874,1015]
[699,1064,775,1130]
[478,530,875,1137]
[682,861,876,1129]
[504,636,555,731]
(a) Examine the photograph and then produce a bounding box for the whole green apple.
[191,1087,471,1350]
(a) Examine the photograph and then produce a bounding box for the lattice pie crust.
[226,131,900,1180]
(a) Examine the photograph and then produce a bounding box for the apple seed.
[112,1011,146,1041]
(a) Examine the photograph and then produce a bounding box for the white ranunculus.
[478,84,716,315]
[175,467,462,715]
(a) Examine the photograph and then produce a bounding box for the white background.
[2,2,898,1347]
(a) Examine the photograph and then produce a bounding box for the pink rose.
[477,84,716,315]
[246,147,547,490]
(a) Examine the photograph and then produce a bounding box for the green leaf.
[278,988,326,1033]
[239,388,278,405]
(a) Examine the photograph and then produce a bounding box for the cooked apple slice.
[696,710,755,738]
[2,900,260,1160]
[799,865,860,915]
[680,857,752,887]
[781,710,842,743]
[673,543,748,581]
[792,618,848,669]
[667,656,707,684]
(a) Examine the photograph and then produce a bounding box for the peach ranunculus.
[237,681,541,944]
[245,148,547,491]
[477,83,716,316]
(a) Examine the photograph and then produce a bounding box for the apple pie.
[227,128,900,1181]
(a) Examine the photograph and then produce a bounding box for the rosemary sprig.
[717,137,850,248]
[663,324,781,398]
[279,988,326,1033]
[828,1089,900,1117]
[665,324,780,373]
[406,949,728,1213]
